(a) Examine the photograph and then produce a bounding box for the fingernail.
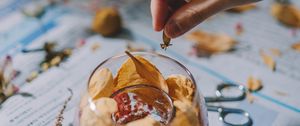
[165,20,181,38]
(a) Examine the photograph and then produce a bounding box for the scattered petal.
[186,30,237,56]
[271,3,300,28]
[247,76,263,92]
[291,42,300,52]
[260,51,276,71]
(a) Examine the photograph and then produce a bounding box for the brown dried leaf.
[115,51,168,92]
[126,116,160,126]
[291,42,300,52]
[260,51,276,71]
[166,74,195,101]
[271,3,300,28]
[186,30,237,55]
[80,98,117,126]
[171,100,199,126]
[227,4,257,13]
[247,76,262,92]
[88,68,115,100]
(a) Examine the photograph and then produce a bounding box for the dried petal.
[247,76,262,92]
[115,51,168,93]
[166,74,195,101]
[227,4,256,13]
[186,30,237,56]
[88,68,115,100]
[291,42,300,52]
[126,116,160,126]
[271,3,300,28]
[260,51,276,71]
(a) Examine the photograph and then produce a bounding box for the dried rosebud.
[92,7,122,36]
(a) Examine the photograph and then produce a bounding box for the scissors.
[205,83,253,126]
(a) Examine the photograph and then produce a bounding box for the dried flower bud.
[92,7,122,36]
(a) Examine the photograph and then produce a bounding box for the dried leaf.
[247,76,262,92]
[115,51,168,93]
[227,4,256,13]
[171,100,199,126]
[260,51,276,71]
[166,74,195,101]
[270,48,282,57]
[186,30,237,56]
[126,116,160,126]
[291,42,300,52]
[88,68,115,100]
[80,98,117,126]
[92,7,122,36]
[271,3,300,28]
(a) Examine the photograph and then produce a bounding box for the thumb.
[164,0,228,38]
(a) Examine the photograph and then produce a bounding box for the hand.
[151,0,261,38]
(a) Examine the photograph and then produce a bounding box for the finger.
[151,0,170,31]
[164,0,228,38]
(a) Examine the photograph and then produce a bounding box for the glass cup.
[75,52,208,126]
